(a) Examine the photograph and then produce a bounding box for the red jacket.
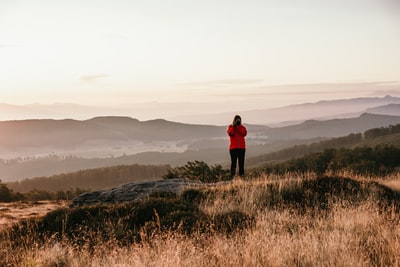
[227,124,247,150]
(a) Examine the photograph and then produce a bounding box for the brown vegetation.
[0,201,68,230]
[1,172,400,266]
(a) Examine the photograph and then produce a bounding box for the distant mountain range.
[1,96,400,126]
[2,111,400,156]
[1,111,400,159]
[174,95,400,125]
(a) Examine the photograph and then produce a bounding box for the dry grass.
[380,172,400,191]
[0,200,69,230]
[2,173,400,266]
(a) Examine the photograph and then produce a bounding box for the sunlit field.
[2,172,400,266]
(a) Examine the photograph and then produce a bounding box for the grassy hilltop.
[2,171,400,266]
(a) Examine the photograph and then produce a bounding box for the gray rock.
[71,178,204,207]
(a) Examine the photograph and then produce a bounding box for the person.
[227,115,247,178]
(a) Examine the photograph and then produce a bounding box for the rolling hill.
[267,113,400,140]
[1,112,399,157]
[0,116,224,148]
[366,104,400,116]
[0,116,236,158]
[6,164,170,193]
[2,114,400,182]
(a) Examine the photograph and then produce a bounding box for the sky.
[0,0,400,115]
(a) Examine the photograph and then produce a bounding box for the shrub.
[0,181,13,202]
[0,180,24,202]
[163,161,231,183]
[278,176,400,213]
[180,188,207,206]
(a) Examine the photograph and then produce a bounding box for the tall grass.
[2,173,400,266]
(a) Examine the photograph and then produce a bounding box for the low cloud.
[176,79,264,87]
[79,74,109,82]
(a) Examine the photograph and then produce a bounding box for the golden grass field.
[2,173,400,266]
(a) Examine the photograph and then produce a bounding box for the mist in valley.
[1,95,400,183]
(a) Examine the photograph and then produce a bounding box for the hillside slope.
[366,104,400,116]
[268,113,400,139]
[247,124,400,167]
[7,164,169,193]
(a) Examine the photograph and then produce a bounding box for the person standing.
[227,115,247,178]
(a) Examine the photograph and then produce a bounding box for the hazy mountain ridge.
[174,95,400,125]
[1,95,400,126]
[0,116,233,158]
[0,103,125,121]
[268,113,400,139]
[255,96,400,125]
[365,104,400,116]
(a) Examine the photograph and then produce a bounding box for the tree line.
[263,145,400,176]
[246,133,363,166]
[364,124,400,139]
[163,160,231,183]
[7,164,170,193]
[0,182,86,202]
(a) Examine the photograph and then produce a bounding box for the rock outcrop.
[71,178,203,207]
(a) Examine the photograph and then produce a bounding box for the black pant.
[230,148,245,177]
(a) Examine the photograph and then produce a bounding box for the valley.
[0,96,400,183]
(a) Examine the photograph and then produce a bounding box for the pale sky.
[1,0,399,110]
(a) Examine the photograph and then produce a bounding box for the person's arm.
[227,125,235,137]
[237,125,247,137]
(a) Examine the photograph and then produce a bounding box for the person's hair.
[232,115,242,126]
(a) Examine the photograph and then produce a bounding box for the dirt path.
[0,201,70,230]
